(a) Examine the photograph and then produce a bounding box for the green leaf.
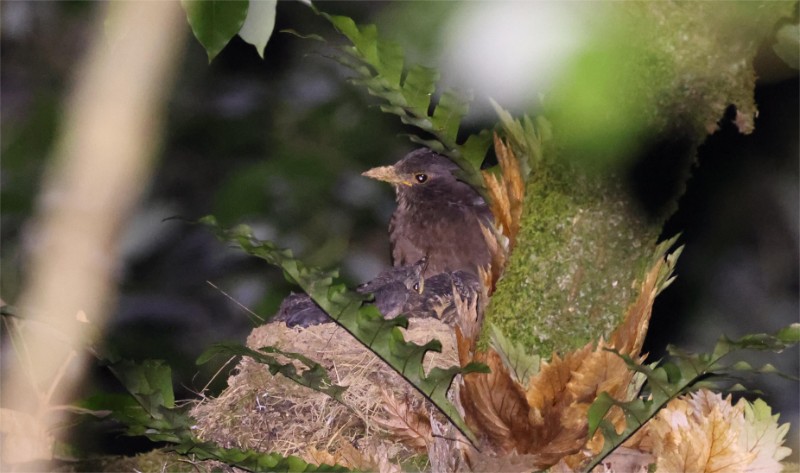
[742,398,793,464]
[777,323,800,343]
[324,14,379,68]
[238,0,277,59]
[491,99,552,179]
[197,342,347,402]
[460,129,493,172]
[79,393,154,429]
[431,88,470,145]
[200,216,486,444]
[402,65,438,116]
[173,440,352,472]
[377,40,405,87]
[489,323,540,385]
[105,359,176,413]
[182,0,249,62]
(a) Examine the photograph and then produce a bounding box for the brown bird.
[362,149,493,277]
[355,257,428,314]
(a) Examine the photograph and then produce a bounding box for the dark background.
[1,1,797,458]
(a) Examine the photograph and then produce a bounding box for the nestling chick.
[274,259,427,328]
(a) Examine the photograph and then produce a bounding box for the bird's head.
[403,256,428,294]
[357,257,428,296]
[361,149,464,197]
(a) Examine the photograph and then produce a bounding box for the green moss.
[482,161,661,356]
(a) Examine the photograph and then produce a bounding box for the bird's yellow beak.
[362,165,412,186]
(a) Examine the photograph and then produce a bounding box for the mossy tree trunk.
[480,2,795,356]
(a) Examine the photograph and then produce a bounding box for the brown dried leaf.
[483,170,509,236]
[479,222,506,292]
[565,342,644,425]
[641,390,755,473]
[497,137,525,230]
[337,441,402,473]
[551,245,680,467]
[482,134,525,249]
[456,326,475,369]
[609,258,662,356]
[373,389,432,451]
[303,446,347,469]
[477,266,493,300]
[521,344,594,466]
[526,344,592,426]
[454,271,486,342]
[523,336,646,468]
[479,134,526,288]
[611,238,682,356]
[460,346,533,454]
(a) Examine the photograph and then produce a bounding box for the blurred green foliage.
[546,2,791,170]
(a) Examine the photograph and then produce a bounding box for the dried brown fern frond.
[458,329,532,455]
[479,223,507,291]
[482,134,526,249]
[478,133,527,289]
[453,271,487,343]
[610,240,681,355]
[373,389,432,451]
[455,241,679,470]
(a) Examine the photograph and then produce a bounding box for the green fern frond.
[318,13,492,193]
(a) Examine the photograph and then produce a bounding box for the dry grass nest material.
[190,318,457,468]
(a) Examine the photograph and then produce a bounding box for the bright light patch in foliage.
[441,2,584,116]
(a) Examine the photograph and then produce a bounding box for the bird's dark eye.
[412,282,420,291]
[414,173,428,184]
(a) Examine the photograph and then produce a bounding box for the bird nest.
[190,318,458,470]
